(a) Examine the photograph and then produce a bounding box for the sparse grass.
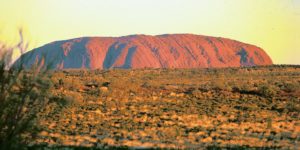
[25,65,300,149]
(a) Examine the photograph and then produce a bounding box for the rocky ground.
[28,66,300,149]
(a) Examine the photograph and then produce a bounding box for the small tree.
[0,30,52,149]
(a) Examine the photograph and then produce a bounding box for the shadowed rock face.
[15,34,273,70]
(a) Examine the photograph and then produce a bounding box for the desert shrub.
[86,88,101,96]
[51,92,82,107]
[142,73,158,80]
[141,82,151,88]
[199,84,210,92]
[211,80,226,91]
[231,86,240,93]
[285,98,300,113]
[50,84,84,107]
[258,85,276,98]
[281,82,298,93]
[61,78,79,91]
[0,30,52,149]
[192,89,202,98]
[231,82,254,94]
[102,81,111,87]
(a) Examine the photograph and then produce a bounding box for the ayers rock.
[15,34,273,70]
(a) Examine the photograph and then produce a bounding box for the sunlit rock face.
[15,34,273,70]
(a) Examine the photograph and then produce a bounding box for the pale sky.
[0,0,299,64]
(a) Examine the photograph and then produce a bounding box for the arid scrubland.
[26,65,300,149]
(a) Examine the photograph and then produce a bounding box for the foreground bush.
[0,31,52,149]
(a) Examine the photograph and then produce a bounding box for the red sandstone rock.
[15,34,273,69]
